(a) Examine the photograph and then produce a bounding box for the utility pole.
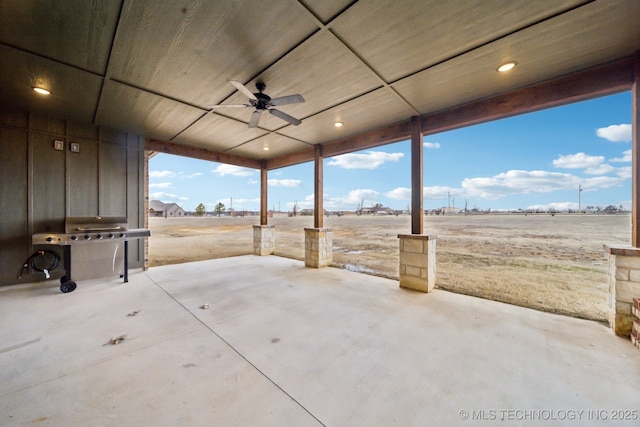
[447,191,451,215]
[578,184,582,215]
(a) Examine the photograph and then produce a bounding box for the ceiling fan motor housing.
[253,92,271,110]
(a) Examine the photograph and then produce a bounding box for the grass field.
[149,213,630,322]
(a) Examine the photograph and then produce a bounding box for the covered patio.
[1,2,640,424]
[1,255,638,426]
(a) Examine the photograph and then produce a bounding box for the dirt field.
[149,213,630,322]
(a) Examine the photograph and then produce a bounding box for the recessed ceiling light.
[33,87,51,95]
[334,121,343,127]
[497,62,517,73]
[262,141,270,151]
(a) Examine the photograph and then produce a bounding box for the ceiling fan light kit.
[211,80,305,128]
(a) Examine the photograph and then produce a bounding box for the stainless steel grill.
[32,216,150,293]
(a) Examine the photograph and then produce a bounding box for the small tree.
[195,203,206,217]
[215,202,225,217]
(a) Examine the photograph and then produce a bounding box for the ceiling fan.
[210,80,305,128]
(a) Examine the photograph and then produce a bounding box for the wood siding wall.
[0,110,145,287]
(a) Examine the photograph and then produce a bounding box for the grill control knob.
[96,234,103,239]
[46,237,55,243]
[70,235,78,241]
[108,233,115,239]
[119,233,126,238]
[84,234,91,240]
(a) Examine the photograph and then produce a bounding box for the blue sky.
[150,92,632,213]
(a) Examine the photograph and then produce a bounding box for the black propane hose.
[18,250,61,279]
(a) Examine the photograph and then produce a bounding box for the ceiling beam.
[421,56,635,136]
[265,120,412,170]
[145,139,262,169]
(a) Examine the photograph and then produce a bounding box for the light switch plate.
[70,142,80,153]
[54,140,64,151]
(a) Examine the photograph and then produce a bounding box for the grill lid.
[65,216,128,233]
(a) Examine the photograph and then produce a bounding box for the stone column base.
[305,228,332,268]
[253,225,275,256]
[398,234,436,292]
[604,244,640,336]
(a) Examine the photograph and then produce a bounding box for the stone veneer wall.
[253,225,275,256]
[604,244,640,336]
[304,228,332,268]
[398,234,436,292]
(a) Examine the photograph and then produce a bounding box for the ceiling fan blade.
[229,80,258,100]
[269,108,301,126]
[269,94,305,106]
[248,110,263,128]
[208,104,250,109]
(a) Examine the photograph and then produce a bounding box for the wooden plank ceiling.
[0,0,639,169]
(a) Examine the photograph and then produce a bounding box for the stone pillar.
[604,244,640,336]
[398,234,436,292]
[305,228,332,268]
[253,225,275,256]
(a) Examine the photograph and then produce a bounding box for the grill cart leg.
[60,245,77,293]
[123,240,128,283]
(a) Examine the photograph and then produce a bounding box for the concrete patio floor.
[1,255,638,426]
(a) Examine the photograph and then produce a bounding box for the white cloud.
[214,197,260,208]
[149,182,172,189]
[596,124,632,142]
[327,151,404,169]
[552,152,630,175]
[460,169,627,200]
[552,152,604,169]
[385,186,465,201]
[268,178,302,187]
[611,149,632,163]
[385,187,411,200]
[581,175,627,190]
[527,202,578,211]
[305,189,380,210]
[616,166,632,179]
[212,164,255,177]
[149,192,187,202]
[342,188,379,204]
[149,170,176,178]
[182,172,202,178]
[583,164,617,175]
[462,170,578,199]
[424,186,463,199]
[423,142,440,149]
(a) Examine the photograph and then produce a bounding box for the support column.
[398,117,436,292]
[398,234,436,292]
[305,146,332,267]
[253,166,275,255]
[411,116,423,234]
[305,227,332,268]
[143,149,149,270]
[314,145,323,228]
[633,52,640,246]
[260,166,268,226]
[604,245,640,336]
[253,224,275,256]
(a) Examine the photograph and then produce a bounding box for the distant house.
[299,209,328,216]
[358,205,394,215]
[373,206,394,215]
[149,200,185,217]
